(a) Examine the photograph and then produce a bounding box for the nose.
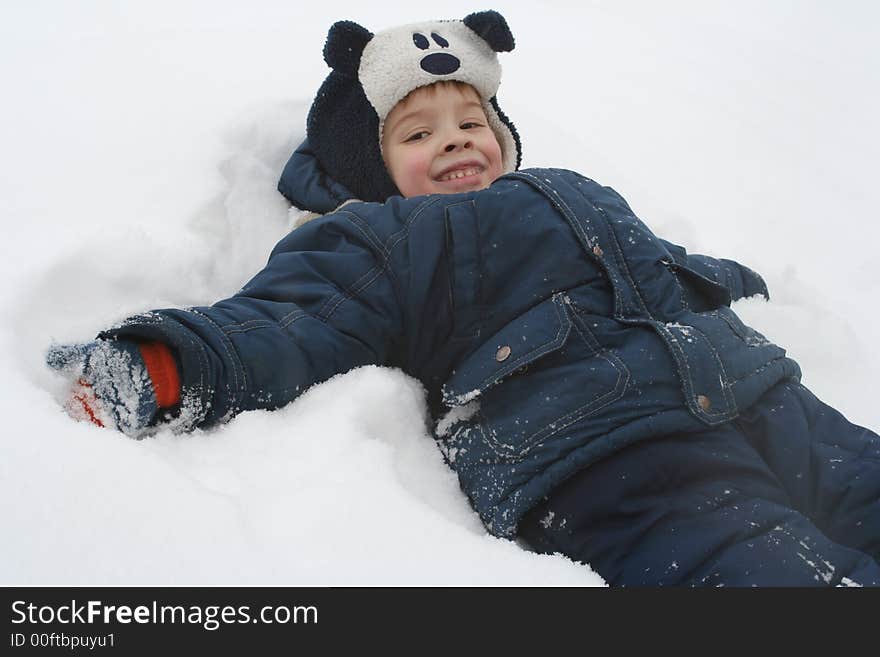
[444,137,472,153]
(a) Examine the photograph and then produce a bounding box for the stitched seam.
[654,321,697,414]
[315,257,381,320]
[190,309,247,399]
[319,266,385,320]
[318,198,439,322]
[222,320,273,331]
[716,308,772,346]
[697,325,737,416]
[230,313,311,335]
[475,296,571,391]
[221,309,307,333]
[383,196,441,262]
[221,310,308,335]
[446,199,483,339]
[662,260,691,310]
[727,354,791,385]
[572,182,654,319]
[510,171,597,253]
[337,209,409,317]
[524,171,627,307]
[663,321,736,419]
[337,210,389,258]
[512,171,639,320]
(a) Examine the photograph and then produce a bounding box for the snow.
[1,1,878,586]
[435,399,480,438]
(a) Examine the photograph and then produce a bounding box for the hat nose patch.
[420,53,460,75]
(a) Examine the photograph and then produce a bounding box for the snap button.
[592,245,604,257]
[495,345,512,362]
[697,395,712,411]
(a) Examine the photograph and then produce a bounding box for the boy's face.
[381,83,504,198]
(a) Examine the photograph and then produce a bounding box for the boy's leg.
[519,420,880,586]
[734,380,880,560]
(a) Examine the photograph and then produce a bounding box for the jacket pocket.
[441,293,630,460]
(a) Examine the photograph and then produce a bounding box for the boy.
[48,11,880,586]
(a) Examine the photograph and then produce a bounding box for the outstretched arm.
[659,238,769,302]
[49,210,405,434]
[600,183,769,303]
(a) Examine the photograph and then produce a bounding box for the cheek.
[390,149,435,197]
[485,137,505,177]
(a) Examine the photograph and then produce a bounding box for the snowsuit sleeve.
[98,211,405,430]
[658,238,770,302]
[600,182,769,302]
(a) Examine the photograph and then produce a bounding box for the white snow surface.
[1,1,878,586]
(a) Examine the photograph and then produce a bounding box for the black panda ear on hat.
[323,20,373,77]
[463,10,515,52]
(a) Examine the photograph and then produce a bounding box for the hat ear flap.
[323,20,373,77]
[462,10,515,52]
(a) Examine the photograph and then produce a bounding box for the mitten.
[46,339,180,437]
[730,261,770,301]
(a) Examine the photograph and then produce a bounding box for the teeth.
[439,167,481,182]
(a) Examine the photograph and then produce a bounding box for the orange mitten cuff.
[137,341,181,409]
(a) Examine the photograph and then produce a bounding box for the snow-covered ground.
[1,1,877,585]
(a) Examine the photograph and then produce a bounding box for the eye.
[412,33,429,50]
[460,122,482,129]
[405,131,430,142]
[431,32,449,48]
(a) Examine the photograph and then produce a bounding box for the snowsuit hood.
[277,139,358,215]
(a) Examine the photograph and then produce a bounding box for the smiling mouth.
[435,166,484,182]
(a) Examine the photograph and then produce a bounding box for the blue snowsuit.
[101,143,880,586]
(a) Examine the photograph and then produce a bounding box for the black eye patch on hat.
[304,10,521,203]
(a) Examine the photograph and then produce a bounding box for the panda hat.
[307,10,521,203]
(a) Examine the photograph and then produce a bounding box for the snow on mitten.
[738,263,770,301]
[46,340,178,437]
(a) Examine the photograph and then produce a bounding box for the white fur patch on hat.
[359,20,502,121]
[359,19,516,174]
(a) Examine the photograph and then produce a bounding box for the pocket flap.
[442,293,572,405]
